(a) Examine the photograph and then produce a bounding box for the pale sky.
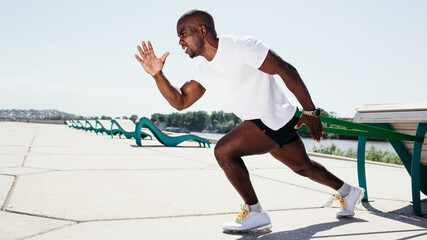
[1,0,426,118]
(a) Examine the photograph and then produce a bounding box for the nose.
[179,37,184,46]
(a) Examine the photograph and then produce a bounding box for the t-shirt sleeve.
[234,36,270,69]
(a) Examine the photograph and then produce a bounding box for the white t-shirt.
[191,35,297,130]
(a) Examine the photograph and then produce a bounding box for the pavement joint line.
[2,169,58,176]
[0,153,29,156]
[13,166,59,172]
[1,175,18,210]
[0,168,219,175]
[60,207,332,223]
[15,222,78,240]
[22,126,38,167]
[266,206,331,212]
[22,153,187,156]
[49,167,212,172]
[370,197,414,203]
[3,207,335,224]
[0,144,32,147]
[0,173,16,177]
[5,206,398,226]
[5,209,78,223]
[20,155,27,167]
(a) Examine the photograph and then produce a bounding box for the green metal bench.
[134,117,210,148]
[110,119,152,140]
[95,120,119,136]
[295,107,426,215]
[84,120,96,132]
[75,120,86,130]
[67,120,77,129]
[353,103,427,215]
[66,120,73,128]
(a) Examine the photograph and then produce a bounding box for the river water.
[191,132,395,153]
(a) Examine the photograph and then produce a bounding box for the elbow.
[171,102,187,111]
[171,94,192,111]
[174,106,186,111]
[278,62,297,76]
[278,64,301,83]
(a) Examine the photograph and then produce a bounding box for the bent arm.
[134,41,205,111]
[259,50,323,142]
[153,71,205,111]
[259,50,315,111]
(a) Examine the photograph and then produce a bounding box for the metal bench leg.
[412,123,426,215]
[357,136,370,202]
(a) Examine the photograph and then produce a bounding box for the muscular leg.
[214,121,279,205]
[270,137,343,190]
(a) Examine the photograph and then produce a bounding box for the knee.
[214,143,227,166]
[214,142,236,166]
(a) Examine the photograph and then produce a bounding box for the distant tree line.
[44,114,138,121]
[149,109,364,139]
[151,111,241,133]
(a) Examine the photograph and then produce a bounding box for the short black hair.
[178,9,217,38]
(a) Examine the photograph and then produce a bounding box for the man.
[135,9,364,233]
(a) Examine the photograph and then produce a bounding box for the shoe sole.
[223,223,272,234]
[336,188,365,218]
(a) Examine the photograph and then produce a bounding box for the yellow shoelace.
[334,194,346,209]
[235,205,249,222]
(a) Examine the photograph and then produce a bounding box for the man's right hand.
[294,114,324,142]
[135,41,170,77]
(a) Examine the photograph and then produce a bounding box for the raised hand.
[135,41,170,77]
[294,114,324,142]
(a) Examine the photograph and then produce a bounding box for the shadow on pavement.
[361,200,427,228]
[224,217,367,240]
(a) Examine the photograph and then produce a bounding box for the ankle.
[337,182,351,197]
[249,202,263,213]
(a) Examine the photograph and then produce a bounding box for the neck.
[202,37,219,61]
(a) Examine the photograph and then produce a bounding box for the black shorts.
[250,116,300,147]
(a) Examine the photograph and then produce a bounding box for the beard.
[188,38,205,58]
[188,49,196,58]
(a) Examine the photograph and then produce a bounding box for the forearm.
[153,71,185,110]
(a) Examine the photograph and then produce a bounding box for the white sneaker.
[223,204,272,233]
[335,186,365,218]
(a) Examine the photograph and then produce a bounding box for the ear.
[200,25,207,36]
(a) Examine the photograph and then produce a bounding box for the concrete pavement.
[0,122,426,239]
